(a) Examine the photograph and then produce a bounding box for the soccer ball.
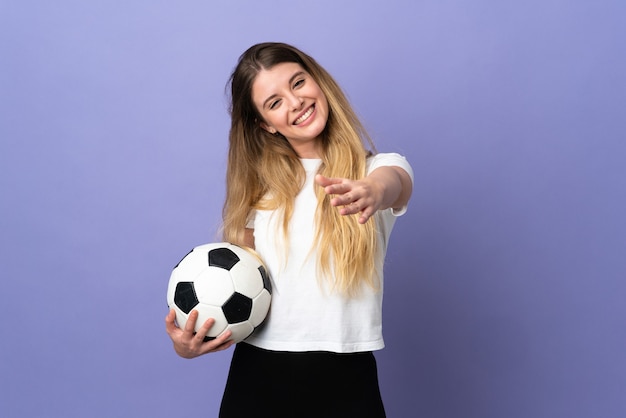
[167,242,272,343]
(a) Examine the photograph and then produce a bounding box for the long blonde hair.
[222,42,378,296]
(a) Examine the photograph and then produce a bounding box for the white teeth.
[294,106,314,125]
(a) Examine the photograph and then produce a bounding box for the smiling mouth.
[294,105,315,125]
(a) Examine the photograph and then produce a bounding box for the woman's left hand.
[315,174,385,224]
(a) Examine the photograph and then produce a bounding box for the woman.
[165,42,413,417]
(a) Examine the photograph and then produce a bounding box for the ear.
[259,121,277,134]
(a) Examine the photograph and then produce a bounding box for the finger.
[165,308,175,324]
[334,191,361,207]
[210,339,236,353]
[194,317,216,342]
[165,309,180,334]
[358,207,375,224]
[210,329,233,347]
[329,183,354,197]
[182,309,200,337]
[315,174,341,188]
[204,330,234,353]
[338,200,358,215]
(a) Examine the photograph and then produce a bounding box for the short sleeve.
[366,152,414,216]
[246,210,256,229]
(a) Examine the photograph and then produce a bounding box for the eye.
[269,99,281,110]
[293,78,305,88]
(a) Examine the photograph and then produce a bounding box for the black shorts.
[219,342,386,418]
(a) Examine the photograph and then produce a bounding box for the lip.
[292,104,316,126]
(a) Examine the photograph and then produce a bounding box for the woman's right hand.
[165,308,234,359]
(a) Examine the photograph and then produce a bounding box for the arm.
[315,165,413,224]
[243,228,255,249]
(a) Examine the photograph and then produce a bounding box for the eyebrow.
[262,70,306,109]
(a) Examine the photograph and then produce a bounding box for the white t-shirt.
[245,153,413,353]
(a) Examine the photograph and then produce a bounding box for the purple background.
[1,1,625,417]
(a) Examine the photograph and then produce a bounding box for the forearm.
[366,166,412,211]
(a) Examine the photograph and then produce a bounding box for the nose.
[288,94,304,111]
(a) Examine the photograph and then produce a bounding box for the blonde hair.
[222,42,378,296]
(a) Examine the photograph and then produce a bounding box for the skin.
[165,62,412,359]
[165,309,234,358]
[316,166,413,225]
[252,61,412,224]
[253,62,328,158]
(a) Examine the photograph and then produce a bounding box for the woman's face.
[252,62,329,158]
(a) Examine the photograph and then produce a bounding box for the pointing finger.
[315,174,342,188]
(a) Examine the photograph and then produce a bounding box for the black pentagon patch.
[258,265,272,294]
[222,292,252,323]
[174,282,199,314]
[208,247,240,270]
